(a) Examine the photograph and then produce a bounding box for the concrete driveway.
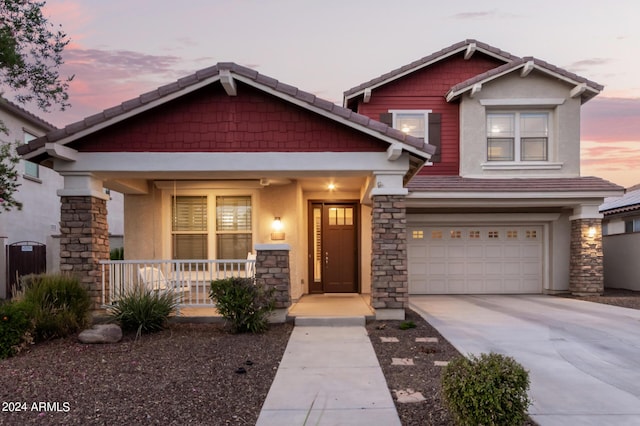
[410,295,640,426]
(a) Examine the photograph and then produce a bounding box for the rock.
[78,324,123,344]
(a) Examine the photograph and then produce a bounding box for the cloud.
[565,58,612,73]
[450,10,497,19]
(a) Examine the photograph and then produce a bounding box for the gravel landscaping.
[2,288,639,425]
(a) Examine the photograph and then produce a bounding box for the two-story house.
[0,97,125,299]
[17,40,622,320]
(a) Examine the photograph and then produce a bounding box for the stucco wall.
[603,233,640,290]
[549,211,571,292]
[459,71,581,178]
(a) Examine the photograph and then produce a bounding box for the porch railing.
[100,259,256,307]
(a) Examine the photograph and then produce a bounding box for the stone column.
[569,205,604,295]
[371,194,408,320]
[59,196,110,308]
[255,244,291,323]
[58,174,110,309]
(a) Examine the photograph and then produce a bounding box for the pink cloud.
[582,97,640,142]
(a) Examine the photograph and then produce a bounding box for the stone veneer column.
[255,244,291,323]
[569,218,603,295]
[60,196,110,309]
[371,194,407,320]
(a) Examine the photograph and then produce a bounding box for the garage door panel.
[408,224,543,294]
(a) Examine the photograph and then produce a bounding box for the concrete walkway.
[256,318,401,426]
[411,295,640,426]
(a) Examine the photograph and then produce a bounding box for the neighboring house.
[600,184,640,291]
[18,40,623,320]
[0,98,124,299]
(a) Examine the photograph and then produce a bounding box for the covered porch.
[19,63,434,321]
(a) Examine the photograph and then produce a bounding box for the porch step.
[293,316,366,327]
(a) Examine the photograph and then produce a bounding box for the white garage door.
[408,225,543,294]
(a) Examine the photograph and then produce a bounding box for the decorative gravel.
[0,322,292,425]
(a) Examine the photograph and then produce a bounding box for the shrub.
[21,274,91,341]
[0,301,34,359]
[209,277,275,333]
[110,247,124,260]
[442,352,531,426]
[399,320,416,330]
[108,286,178,335]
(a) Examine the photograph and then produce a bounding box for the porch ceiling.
[101,173,368,194]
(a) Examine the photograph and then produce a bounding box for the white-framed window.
[171,194,253,260]
[390,110,431,140]
[625,218,640,233]
[23,131,40,179]
[487,112,549,162]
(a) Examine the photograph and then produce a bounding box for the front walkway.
[410,295,640,426]
[256,323,401,425]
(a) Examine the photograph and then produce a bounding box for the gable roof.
[18,63,434,162]
[445,57,603,104]
[600,186,640,215]
[343,39,518,105]
[0,97,57,132]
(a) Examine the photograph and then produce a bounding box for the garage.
[408,225,543,294]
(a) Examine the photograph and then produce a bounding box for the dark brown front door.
[309,202,358,293]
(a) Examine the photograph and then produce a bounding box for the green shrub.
[442,352,531,426]
[399,320,416,330]
[0,301,34,359]
[108,286,178,335]
[21,274,91,341]
[110,247,124,260]
[209,277,275,333]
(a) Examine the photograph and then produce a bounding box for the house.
[17,40,623,320]
[600,184,640,291]
[0,98,124,299]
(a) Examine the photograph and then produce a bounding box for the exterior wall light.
[587,226,597,238]
[271,217,285,240]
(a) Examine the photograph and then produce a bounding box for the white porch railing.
[100,259,256,307]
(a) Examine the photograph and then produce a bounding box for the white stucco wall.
[458,71,582,178]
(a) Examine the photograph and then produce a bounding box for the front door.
[308,202,358,293]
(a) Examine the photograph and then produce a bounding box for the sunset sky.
[29,0,640,188]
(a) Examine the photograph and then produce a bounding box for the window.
[412,230,424,239]
[488,231,499,239]
[172,196,208,260]
[526,230,538,239]
[469,230,480,239]
[625,219,640,233]
[380,110,442,163]
[487,112,548,162]
[507,230,518,239]
[450,230,461,239]
[216,196,252,259]
[23,131,39,179]
[431,230,443,239]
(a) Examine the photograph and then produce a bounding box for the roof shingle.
[407,176,623,193]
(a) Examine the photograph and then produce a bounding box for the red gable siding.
[72,84,386,153]
[355,53,504,175]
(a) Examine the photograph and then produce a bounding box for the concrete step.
[293,316,366,327]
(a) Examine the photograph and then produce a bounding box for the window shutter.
[379,113,393,127]
[428,113,441,163]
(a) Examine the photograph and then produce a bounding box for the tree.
[0,0,73,212]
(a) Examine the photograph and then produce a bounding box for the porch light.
[587,226,597,238]
[327,183,336,191]
[271,217,285,240]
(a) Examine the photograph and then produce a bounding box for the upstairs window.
[23,131,40,179]
[487,112,548,162]
[625,218,640,233]
[380,110,441,162]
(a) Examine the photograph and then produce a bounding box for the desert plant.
[108,286,178,335]
[110,247,124,260]
[399,320,416,330]
[0,301,34,359]
[209,277,275,333]
[442,352,531,426]
[20,274,91,341]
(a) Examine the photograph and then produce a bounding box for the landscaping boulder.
[78,324,123,344]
